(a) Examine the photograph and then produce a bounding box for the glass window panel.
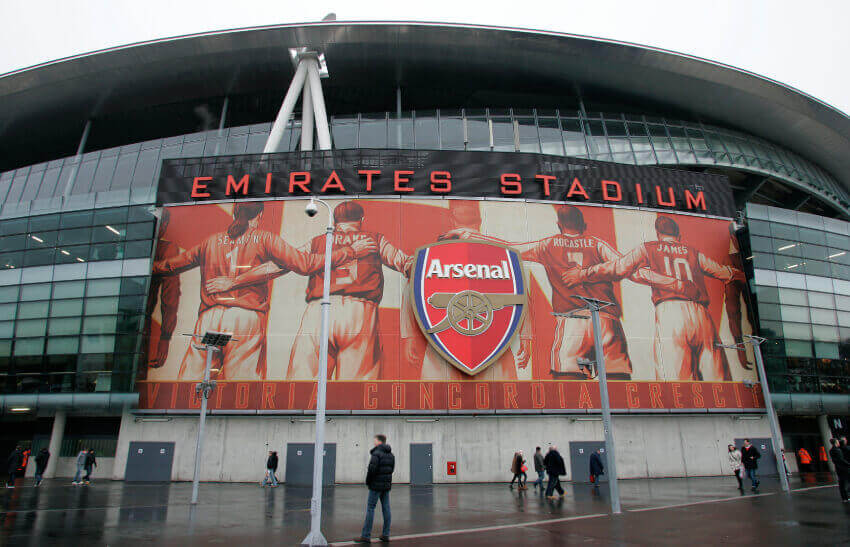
[413,112,440,150]
[330,119,358,149]
[14,338,44,356]
[49,317,81,336]
[815,343,840,360]
[0,286,18,303]
[60,210,93,229]
[813,325,839,342]
[0,251,23,269]
[0,340,11,357]
[749,236,773,253]
[0,321,13,338]
[17,301,49,319]
[783,322,812,340]
[83,316,117,334]
[80,335,115,354]
[770,222,798,240]
[808,291,835,309]
[585,121,609,155]
[811,308,837,325]
[774,255,803,272]
[838,311,850,328]
[20,284,51,301]
[757,303,781,321]
[118,294,146,314]
[359,114,387,148]
[59,227,91,245]
[85,296,119,315]
[537,118,564,155]
[125,222,154,241]
[0,303,17,319]
[16,319,46,337]
[23,248,54,267]
[115,333,139,353]
[827,232,850,251]
[124,240,151,259]
[91,224,125,244]
[516,118,540,153]
[56,245,89,264]
[120,277,148,295]
[752,253,774,270]
[0,218,28,235]
[799,227,826,245]
[755,286,780,304]
[90,155,117,192]
[466,118,490,152]
[46,337,79,355]
[805,260,830,277]
[490,117,515,152]
[774,239,800,256]
[86,278,121,297]
[829,249,849,265]
[800,243,828,260]
[559,118,586,156]
[27,231,58,249]
[127,206,156,223]
[89,242,124,262]
[780,305,810,323]
[747,220,771,236]
[784,340,813,358]
[50,299,83,317]
[110,154,137,190]
[53,280,85,299]
[437,114,464,151]
[0,235,27,252]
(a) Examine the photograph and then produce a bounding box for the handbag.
[590,474,595,483]
[521,464,528,473]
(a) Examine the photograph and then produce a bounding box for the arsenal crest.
[410,241,527,375]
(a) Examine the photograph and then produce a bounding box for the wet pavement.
[0,474,844,545]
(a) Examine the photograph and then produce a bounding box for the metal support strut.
[265,49,331,153]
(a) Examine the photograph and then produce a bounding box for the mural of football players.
[565,215,745,381]
[401,200,532,381]
[725,222,752,370]
[145,208,180,372]
[153,202,366,381]
[446,204,686,380]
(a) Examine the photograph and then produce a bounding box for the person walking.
[589,448,605,486]
[840,437,850,466]
[34,448,50,487]
[6,446,23,489]
[828,438,850,502]
[741,439,761,491]
[261,451,279,487]
[532,447,546,491]
[728,444,743,490]
[797,447,812,473]
[543,445,566,499]
[355,434,395,544]
[83,450,97,485]
[510,451,527,490]
[72,448,87,485]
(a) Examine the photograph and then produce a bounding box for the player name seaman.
[425,259,512,280]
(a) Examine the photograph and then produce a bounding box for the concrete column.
[44,410,66,478]
[818,414,835,472]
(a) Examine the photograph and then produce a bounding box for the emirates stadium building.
[1,21,849,485]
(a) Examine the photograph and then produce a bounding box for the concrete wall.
[112,412,771,483]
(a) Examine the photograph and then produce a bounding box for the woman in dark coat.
[510,450,527,490]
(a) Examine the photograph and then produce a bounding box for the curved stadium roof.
[1,21,848,211]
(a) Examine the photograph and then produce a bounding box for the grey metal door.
[285,443,336,486]
[735,438,778,476]
[568,441,607,483]
[410,443,433,485]
[125,441,175,482]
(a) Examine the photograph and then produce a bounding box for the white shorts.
[653,300,731,381]
[288,295,381,380]
[551,314,632,377]
[179,305,266,381]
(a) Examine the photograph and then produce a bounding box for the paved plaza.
[0,474,845,545]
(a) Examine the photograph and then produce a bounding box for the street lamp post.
[717,335,790,492]
[302,197,334,546]
[183,330,233,505]
[553,295,621,514]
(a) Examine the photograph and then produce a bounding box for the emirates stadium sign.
[410,241,527,375]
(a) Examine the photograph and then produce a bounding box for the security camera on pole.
[553,296,621,514]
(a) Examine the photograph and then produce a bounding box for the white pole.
[306,59,332,150]
[747,335,790,492]
[191,345,215,504]
[586,299,621,514]
[301,79,314,152]
[264,61,309,154]
[302,199,334,546]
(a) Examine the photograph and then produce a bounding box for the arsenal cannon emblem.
[410,241,527,375]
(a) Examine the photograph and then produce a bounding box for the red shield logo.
[410,241,527,375]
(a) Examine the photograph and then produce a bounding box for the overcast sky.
[1,0,848,115]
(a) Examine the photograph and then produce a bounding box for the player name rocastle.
[425,259,512,280]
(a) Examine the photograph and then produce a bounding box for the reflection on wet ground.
[0,474,841,545]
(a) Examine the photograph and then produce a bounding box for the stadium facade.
[0,21,848,484]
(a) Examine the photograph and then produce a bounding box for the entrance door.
[410,443,433,485]
[735,438,778,477]
[285,443,336,486]
[125,441,175,482]
[568,441,607,483]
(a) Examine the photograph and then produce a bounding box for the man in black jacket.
[741,439,761,491]
[355,434,395,543]
[262,451,279,487]
[589,449,605,487]
[34,448,50,487]
[829,438,850,502]
[6,446,23,488]
[543,445,566,499]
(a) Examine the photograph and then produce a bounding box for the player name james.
[425,259,512,280]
